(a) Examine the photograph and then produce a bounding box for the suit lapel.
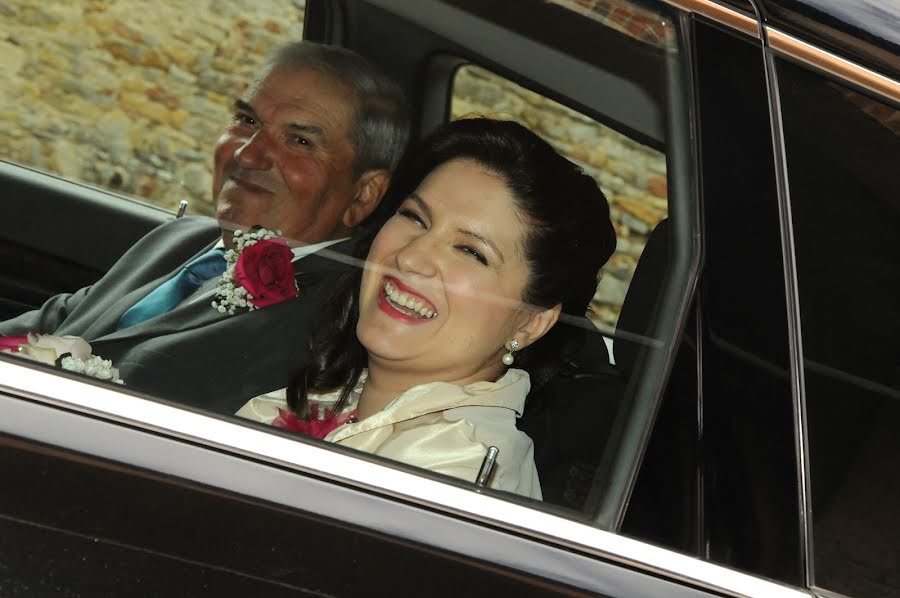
[92,238,358,345]
[90,239,223,343]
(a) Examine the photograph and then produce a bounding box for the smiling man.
[0,42,409,412]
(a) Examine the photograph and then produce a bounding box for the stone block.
[0,40,26,77]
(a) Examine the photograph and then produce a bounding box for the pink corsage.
[0,335,28,352]
[272,404,358,440]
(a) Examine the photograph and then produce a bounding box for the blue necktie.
[117,248,226,330]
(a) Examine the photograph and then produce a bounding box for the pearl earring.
[502,339,519,366]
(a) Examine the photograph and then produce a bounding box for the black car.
[1,0,897,596]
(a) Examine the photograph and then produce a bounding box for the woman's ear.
[515,303,562,349]
[343,169,391,228]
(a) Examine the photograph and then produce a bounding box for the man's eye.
[398,208,426,228]
[292,136,311,146]
[233,113,255,126]
[457,245,488,266]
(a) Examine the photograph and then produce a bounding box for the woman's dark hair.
[288,117,616,416]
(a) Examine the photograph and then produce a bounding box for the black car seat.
[613,218,670,380]
[519,219,669,511]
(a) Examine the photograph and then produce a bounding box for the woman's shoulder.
[439,404,540,499]
[441,404,533,459]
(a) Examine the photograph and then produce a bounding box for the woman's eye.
[457,244,488,265]
[398,208,427,228]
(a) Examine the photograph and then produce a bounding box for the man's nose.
[234,130,274,170]
[395,234,438,278]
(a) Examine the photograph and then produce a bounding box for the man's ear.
[514,303,562,349]
[342,169,391,228]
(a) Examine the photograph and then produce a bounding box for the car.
[1,0,897,596]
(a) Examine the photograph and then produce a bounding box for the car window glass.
[435,0,696,531]
[0,0,697,542]
[777,58,900,598]
[0,0,305,213]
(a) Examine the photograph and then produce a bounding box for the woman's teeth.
[384,280,437,318]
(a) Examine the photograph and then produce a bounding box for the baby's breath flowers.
[60,354,125,384]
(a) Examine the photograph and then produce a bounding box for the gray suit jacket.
[0,216,355,414]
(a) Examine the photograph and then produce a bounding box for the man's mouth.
[230,176,273,194]
[383,279,437,319]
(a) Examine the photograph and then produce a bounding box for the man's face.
[212,66,361,245]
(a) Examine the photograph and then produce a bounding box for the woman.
[237,118,616,499]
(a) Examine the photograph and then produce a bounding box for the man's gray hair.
[261,41,410,177]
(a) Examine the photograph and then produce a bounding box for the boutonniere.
[1,333,125,384]
[212,227,299,316]
[272,403,358,440]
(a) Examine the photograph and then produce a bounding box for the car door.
[1,356,807,597]
[0,164,170,321]
[625,1,900,596]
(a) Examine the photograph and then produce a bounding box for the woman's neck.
[355,367,413,420]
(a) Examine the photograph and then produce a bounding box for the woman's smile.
[378,277,438,322]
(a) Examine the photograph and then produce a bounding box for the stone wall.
[0,0,667,331]
[0,0,305,214]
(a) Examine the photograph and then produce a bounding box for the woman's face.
[357,158,556,386]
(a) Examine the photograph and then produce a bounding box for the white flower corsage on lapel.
[212,228,299,315]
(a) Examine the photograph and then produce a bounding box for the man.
[0,42,409,413]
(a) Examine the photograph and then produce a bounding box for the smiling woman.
[236,117,617,498]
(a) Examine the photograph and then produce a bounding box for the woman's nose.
[234,130,274,170]
[395,234,438,277]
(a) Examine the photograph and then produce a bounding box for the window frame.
[381,0,703,531]
[0,356,809,598]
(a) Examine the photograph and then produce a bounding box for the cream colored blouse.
[236,368,542,500]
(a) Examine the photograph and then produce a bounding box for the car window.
[0,0,305,214]
[419,0,698,528]
[776,57,900,598]
[0,0,697,554]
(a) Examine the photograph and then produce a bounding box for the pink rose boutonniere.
[212,228,299,315]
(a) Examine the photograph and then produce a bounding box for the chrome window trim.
[766,27,900,104]
[663,0,759,37]
[751,10,815,586]
[661,1,900,103]
[0,358,809,598]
